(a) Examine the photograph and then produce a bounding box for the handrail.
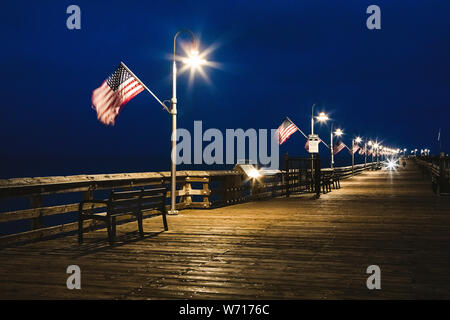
[414,156,450,194]
[0,164,376,245]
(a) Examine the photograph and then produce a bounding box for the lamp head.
[184,48,206,69]
[316,112,329,123]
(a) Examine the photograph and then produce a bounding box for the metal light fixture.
[316,112,329,123]
[169,30,212,215]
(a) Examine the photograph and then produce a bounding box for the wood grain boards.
[0,160,449,299]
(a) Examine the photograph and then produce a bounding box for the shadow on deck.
[1,161,449,299]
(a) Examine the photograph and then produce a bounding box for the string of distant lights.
[307,108,428,171]
[311,109,409,156]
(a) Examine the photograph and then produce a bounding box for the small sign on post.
[308,134,320,153]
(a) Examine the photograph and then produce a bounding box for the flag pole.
[120,62,170,113]
[330,123,334,169]
[320,139,330,149]
[286,117,308,139]
[286,116,330,148]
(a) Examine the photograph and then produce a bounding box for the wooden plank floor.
[1,160,449,299]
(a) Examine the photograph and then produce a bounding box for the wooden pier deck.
[1,160,449,299]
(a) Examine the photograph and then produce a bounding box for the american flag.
[92,62,144,125]
[358,146,365,155]
[352,145,360,154]
[333,140,346,155]
[278,118,298,144]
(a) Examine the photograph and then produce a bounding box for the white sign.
[308,134,320,153]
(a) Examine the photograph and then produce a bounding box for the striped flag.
[333,140,346,155]
[352,145,360,154]
[92,62,144,125]
[358,146,365,155]
[278,118,298,144]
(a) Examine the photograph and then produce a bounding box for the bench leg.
[106,217,114,245]
[112,216,117,239]
[78,215,83,244]
[137,213,144,237]
[162,208,168,231]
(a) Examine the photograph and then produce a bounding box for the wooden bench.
[78,188,168,245]
[321,171,333,193]
[332,172,341,189]
[321,170,341,194]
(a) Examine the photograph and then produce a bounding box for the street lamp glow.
[386,158,398,171]
[316,112,329,123]
[177,40,219,85]
[355,136,362,144]
[368,140,373,146]
[183,49,207,69]
[248,168,261,179]
[334,128,343,136]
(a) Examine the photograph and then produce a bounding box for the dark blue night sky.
[0,0,449,178]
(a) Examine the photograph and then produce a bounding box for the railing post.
[250,177,257,200]
[314,154,321,198]
[223,176,231,205]
[184,178,192,207]
[202,178,209,208]
[82,189,94,215]
[439,152,445,195]
[284,153,290,197]
[236,174,242,203]
[30,194,43,230]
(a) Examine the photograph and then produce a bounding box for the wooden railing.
[0,163,376,246]
[415,155,450,195]
[334,162,380,179]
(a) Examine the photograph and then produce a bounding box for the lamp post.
[311,103,316,136]
[309,104,328,188]
[310,103,316,188]
[364,140,368,167]
[330,127,343,169]
[169,30,206,215]
[330,123,333,168]
[311,104,329,135]
[374,142,380,165]
[352,136,362,175]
